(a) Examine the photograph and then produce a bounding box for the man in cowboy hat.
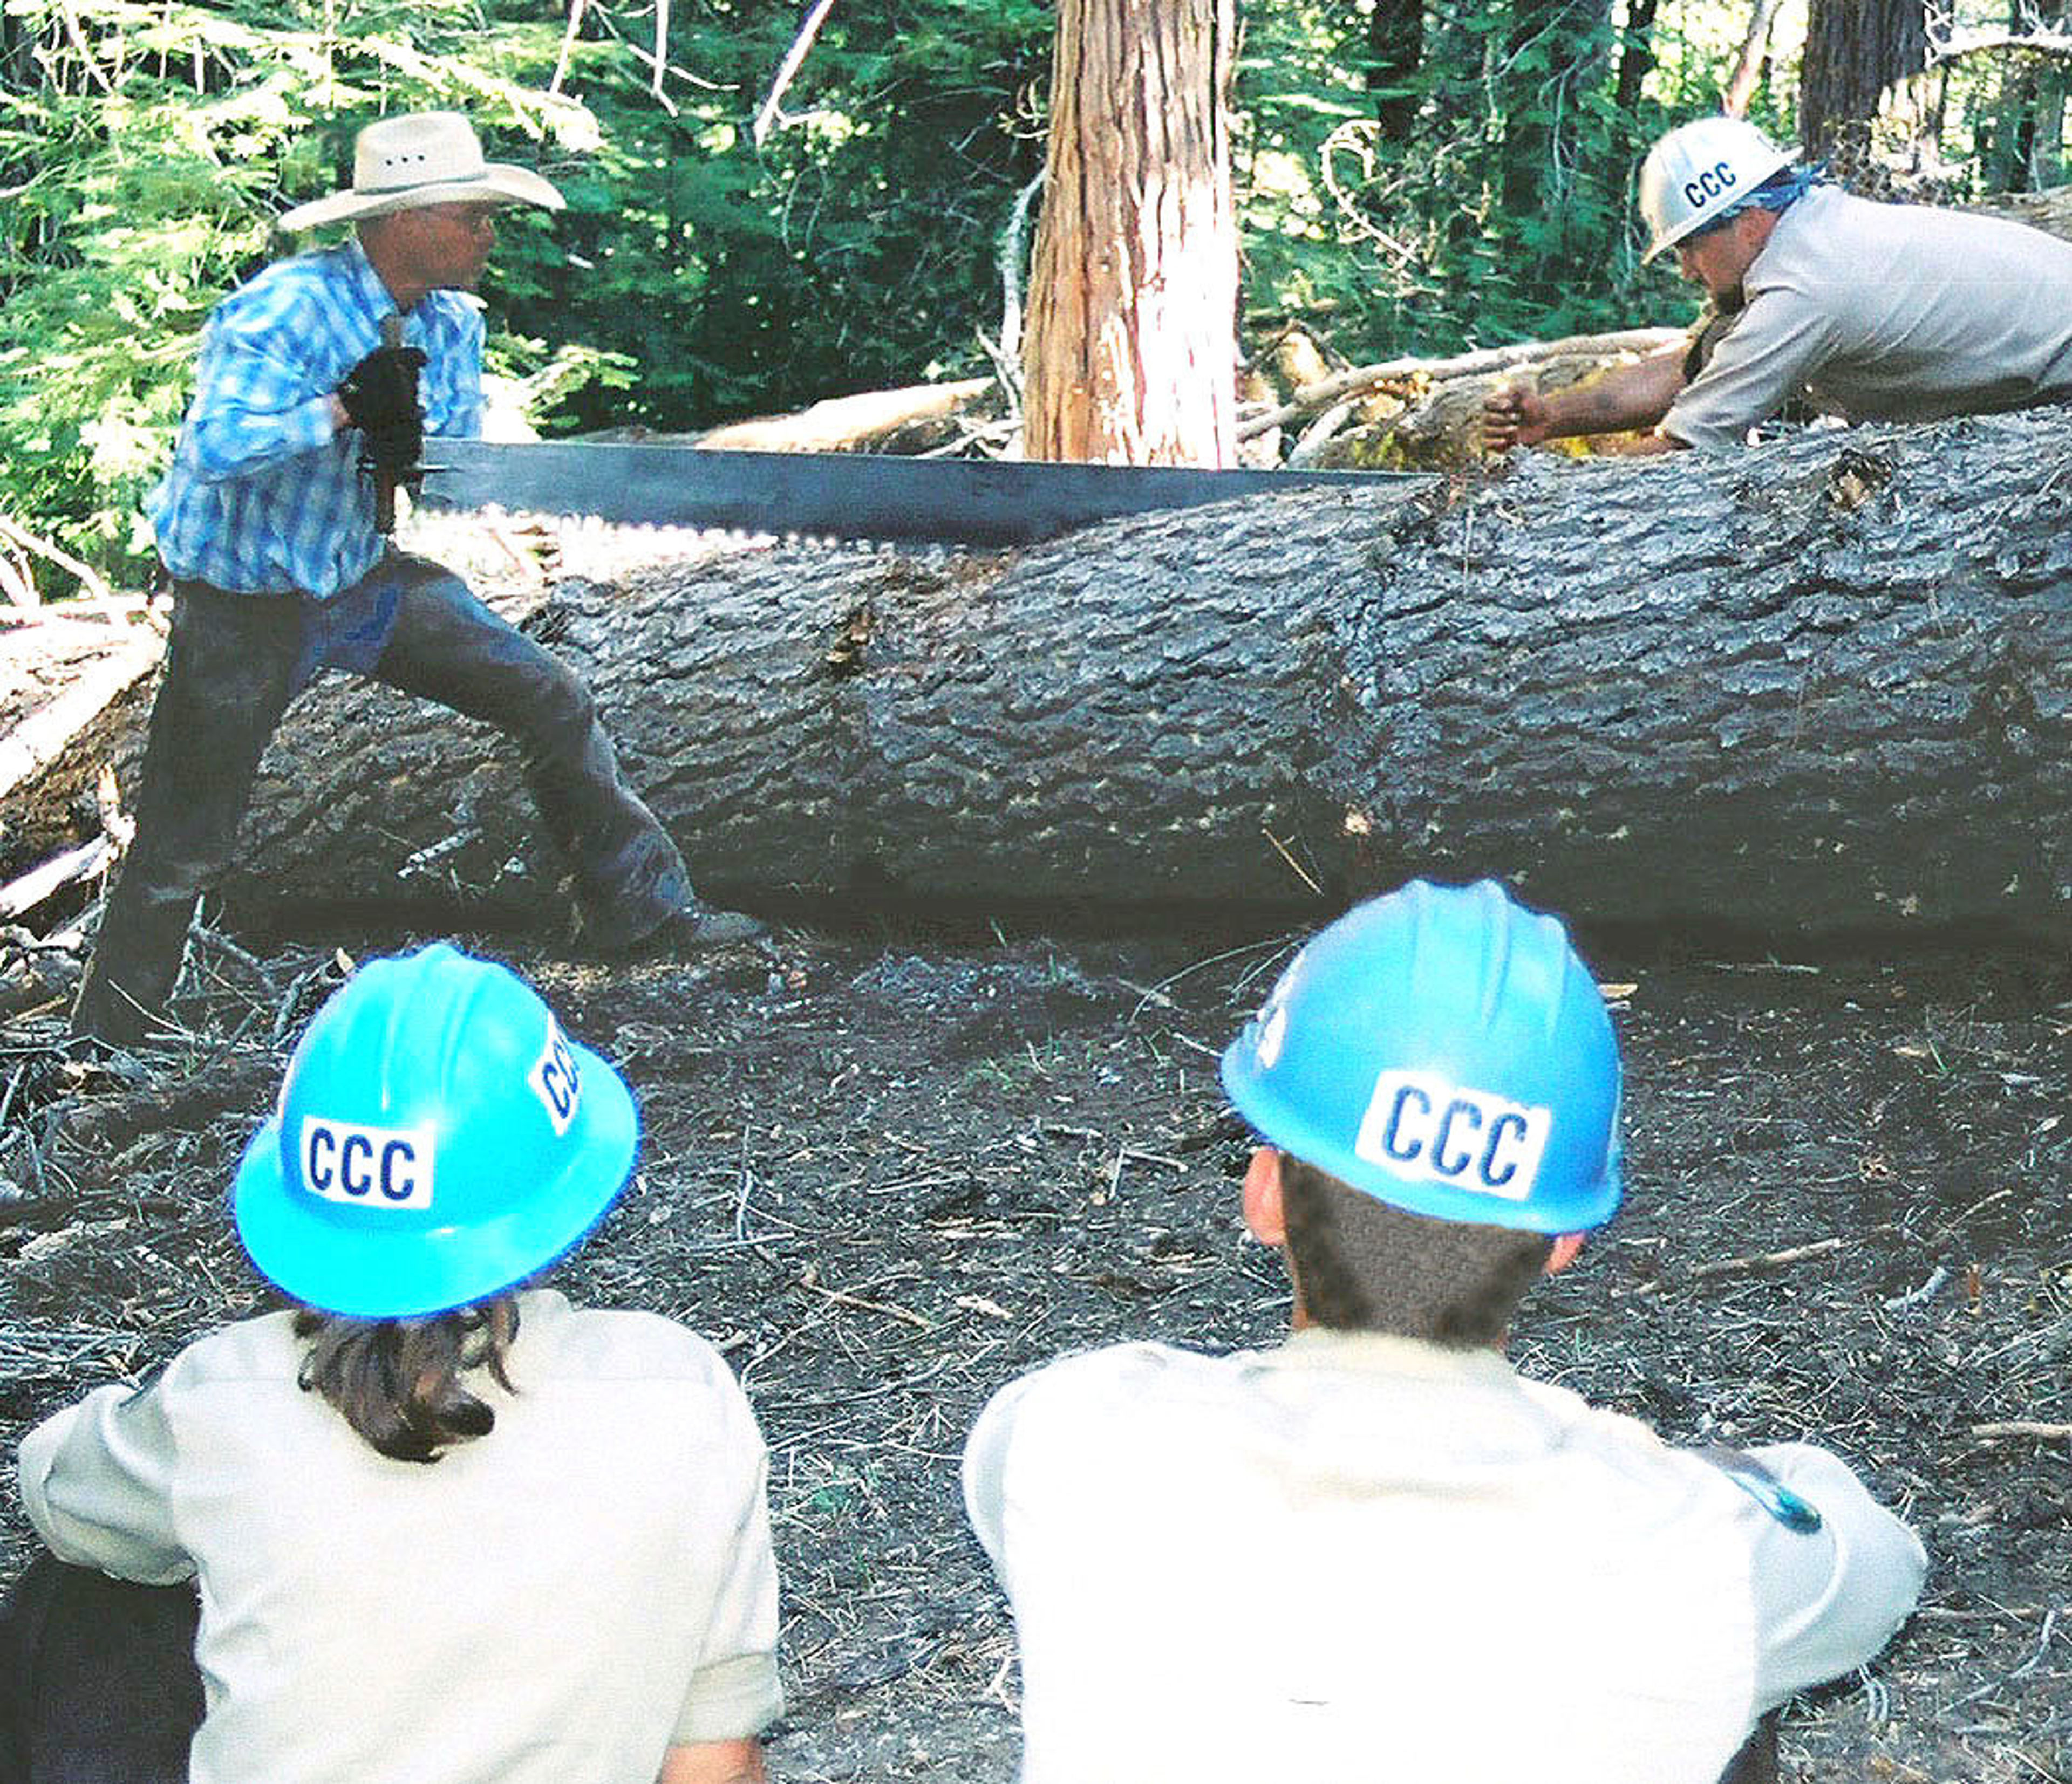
[73,111,761,1049]
[1483,115,2072,453]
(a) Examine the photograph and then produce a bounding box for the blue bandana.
[1714,162,1828,227]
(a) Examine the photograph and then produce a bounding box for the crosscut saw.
[414,439,1423,547]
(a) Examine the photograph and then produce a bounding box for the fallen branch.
[1237,327,1684,441]
[1684,1238,1845,1282]
[795,1264,936,1331]
[1969,1420,2072,1441]
[0,597,157,632]
[1931,1186,2016,1245]
[0,514,114,606]
[0,633,161,805]
[693,378,993,455]
[1882,1264,1949,1313]
[0,837,114,922]
[1287,397,1359,466]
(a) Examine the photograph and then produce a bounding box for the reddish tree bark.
[1022,0,1238,467]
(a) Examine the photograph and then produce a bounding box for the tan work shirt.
[965,1330,1927,1784]
[18,1291,783,1784]
[1663,185,2072,449]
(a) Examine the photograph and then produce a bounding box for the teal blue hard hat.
[1221,879,1622,1233]
[233,944,638,1317]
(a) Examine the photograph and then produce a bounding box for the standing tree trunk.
[1497,0,1616,238]
[1365,0,1426,141]
[1612,0,1660,116]
[1022,0,1238,467]
[1799,0,1927,155]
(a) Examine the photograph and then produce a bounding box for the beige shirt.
[17,1290,782,1784]
[1663,185,2072,449]
[965,1331,1926,1784]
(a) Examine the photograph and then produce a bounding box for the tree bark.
[10,409,2067,942]
[1800,0,1928,156]
[1021,0,1238,466]
[1364,0,1424,141]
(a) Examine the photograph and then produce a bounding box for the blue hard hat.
[1221,879,1622,1233]
[233,944,638,1317]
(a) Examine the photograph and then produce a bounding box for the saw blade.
[414,440,1425,547]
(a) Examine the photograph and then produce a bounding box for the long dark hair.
[293,1296,521,1464]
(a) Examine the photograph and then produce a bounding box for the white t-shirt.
[1663,185,2072,449]
[17,1290,782,1784]
[964,1330,1926,1784]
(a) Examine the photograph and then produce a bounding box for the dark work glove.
[338,344,427,472]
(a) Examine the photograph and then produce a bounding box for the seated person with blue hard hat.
[963,879,1925,1784]
[3,945,781,1784]
[1484,115,2072,454]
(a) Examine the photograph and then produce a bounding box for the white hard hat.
[1637,117,1795,261]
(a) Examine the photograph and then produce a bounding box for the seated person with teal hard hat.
[964,879,1926,1784]
[4,945,782,1784]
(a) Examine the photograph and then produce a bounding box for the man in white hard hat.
[1484,115,2072,453]
[73,112,761,1049]
[964,879,1926,1784]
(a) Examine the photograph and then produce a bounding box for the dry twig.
[1683,1238,1845,1282]
[796,1264,935,1331]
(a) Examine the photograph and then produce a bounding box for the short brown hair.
[294,1296,520,1464]
[1277,1153,1555,1346]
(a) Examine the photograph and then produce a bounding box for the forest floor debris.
[2,914,2067,1781]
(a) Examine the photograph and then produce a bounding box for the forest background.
[3,0,2069,599]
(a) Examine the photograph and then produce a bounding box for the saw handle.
[344,313,425,534]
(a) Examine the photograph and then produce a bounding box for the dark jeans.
[73,553,692,1044]
[1720,1712,1781,1784]
[0,1555,201,1784]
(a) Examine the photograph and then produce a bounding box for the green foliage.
[1,0,1051,591]
[1237,0,1703,360]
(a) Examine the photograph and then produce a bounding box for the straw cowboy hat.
[280,112,565,231]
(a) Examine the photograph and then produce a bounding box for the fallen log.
[4,408,2068,939]
[691,378,995,455]
[0,617,162,878]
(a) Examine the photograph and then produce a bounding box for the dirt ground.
[1,907,2067,1782]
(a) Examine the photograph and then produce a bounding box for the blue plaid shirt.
[147,238,485,598]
